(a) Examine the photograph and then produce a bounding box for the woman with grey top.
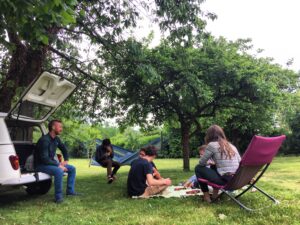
[195,125,241,203]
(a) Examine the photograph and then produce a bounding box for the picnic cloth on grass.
[132,186,214,198]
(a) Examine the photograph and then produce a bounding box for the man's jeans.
[36,164,76,200]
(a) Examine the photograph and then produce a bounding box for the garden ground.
[0,157,300,225]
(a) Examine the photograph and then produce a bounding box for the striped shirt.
[199,141,241,176]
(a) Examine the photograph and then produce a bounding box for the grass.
[0,157,300,225]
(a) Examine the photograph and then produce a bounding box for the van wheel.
[25,180,52,195]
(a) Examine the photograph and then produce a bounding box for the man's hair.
[48,119,62,131]
[198,145,207,152]
[102,138,111,146]
[141,145,158,157]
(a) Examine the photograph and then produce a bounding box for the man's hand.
[163,178,172,186]
[207,159,215,166]
[107,146,112,153]
[61,161,68,166]
[153,168,162,179]
[59,164,68,172]
[106,146,112,156]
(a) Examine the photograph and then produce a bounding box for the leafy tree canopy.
[99,36,299,169]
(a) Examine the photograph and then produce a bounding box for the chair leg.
[236,164,270,199]
[222,186,279,211]
[235,184,253,199]
[222,190,254,211]
[252,185,280,204]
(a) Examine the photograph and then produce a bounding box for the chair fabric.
[240,135,286,166]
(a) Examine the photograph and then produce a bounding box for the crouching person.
[35,120,79,203]
[95,138,121,184]
[127,146,172,198]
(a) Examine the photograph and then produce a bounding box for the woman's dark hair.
[205,125,235,159]
[102,138,111,146]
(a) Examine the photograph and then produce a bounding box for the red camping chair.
[198,135,286,211]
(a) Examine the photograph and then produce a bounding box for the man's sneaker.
[55,198,64,204]
[66,192,82,196]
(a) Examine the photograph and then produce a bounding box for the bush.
[282,112,300,155]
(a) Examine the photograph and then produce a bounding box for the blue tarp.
[89,139,139,166]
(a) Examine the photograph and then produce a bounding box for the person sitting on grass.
[95,138,121,184]
[183,145,216,188]
[139,148,162,180]
[195,125,241,203]
[127,146,172,198]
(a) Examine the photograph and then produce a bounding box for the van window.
[33,126,43,143]
[10,100,52,121]
[8,125,43,143]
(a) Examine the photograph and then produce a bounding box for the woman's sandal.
[202,196,212,203]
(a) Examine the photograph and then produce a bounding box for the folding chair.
[198,135,286,211]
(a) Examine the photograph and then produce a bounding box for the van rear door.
[7,72,76,123]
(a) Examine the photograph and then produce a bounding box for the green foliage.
[155,0,215,46]
[47,0,210,121]
[1,0,208,114]
[1,0,299,164]
[0,0,77,48]
[57,119,161,157]
[103,37,298,127]
[284,110,300,155]
[161,125,204,158]
[58,120,101,157]
[100,36,299,168]
[111,128,160,150]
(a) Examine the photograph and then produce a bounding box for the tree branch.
[189,119,202,138]
[48,46,118,96]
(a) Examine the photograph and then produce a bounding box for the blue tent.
[89,139,139,166]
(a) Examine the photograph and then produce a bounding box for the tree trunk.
[0,46,47,112]
[0,34,27,112]
[181,122,191,171]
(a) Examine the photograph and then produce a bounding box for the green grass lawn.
[1,157,300,225]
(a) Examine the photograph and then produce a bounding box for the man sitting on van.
[127,146,172,198]
[35,119,78,203]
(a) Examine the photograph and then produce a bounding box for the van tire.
[25,179,52,195]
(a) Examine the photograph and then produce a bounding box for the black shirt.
[127,158,153,197]
[95,144,114,162]
[151,161,157,169]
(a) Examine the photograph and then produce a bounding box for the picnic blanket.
[132,185,255,199]
[132,186,214,198]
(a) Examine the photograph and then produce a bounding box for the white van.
[0,72,76,195]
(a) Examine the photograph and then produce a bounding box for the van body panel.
[0,118,20,182]
[1,172,51,186]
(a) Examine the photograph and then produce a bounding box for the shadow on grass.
[0,188,46,206]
